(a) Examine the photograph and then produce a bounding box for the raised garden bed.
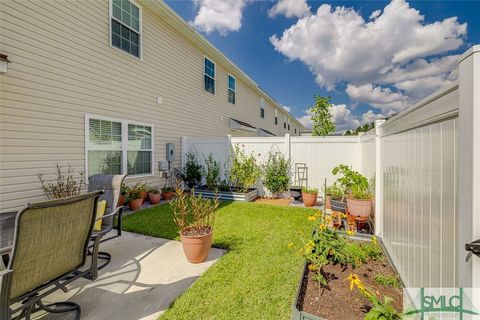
[293,235,403,320]
[195,186,258,202]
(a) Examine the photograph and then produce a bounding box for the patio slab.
[32,231,225,320]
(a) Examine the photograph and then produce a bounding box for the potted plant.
[148,185,161,204]
[262,151,290,198]
[135,182,149,204]
[118,183,129,207]
[347,184,373,222]
[331,164,367,213]
[162,184,176,201]
[180,151,203,189]
[301,187,318,207]
[128,189,143,211]
[326,183,346,212]
[170,186,219,263]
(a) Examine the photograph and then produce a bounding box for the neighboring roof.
[258,128,275,136]
[230,118,258,132]
[141,0,305,130]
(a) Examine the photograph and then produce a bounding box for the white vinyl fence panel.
[359,131,376,182]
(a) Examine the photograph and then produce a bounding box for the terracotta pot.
[325,195,332,209]
[331,199,347,213]
[118,194,126,207]
[129,198,143,211]
[347,198,373,218]
[180,230,213,263]
[302,192,318,207]
[162,191,175,201]
[148,192,161,204]
[140,191,147,204]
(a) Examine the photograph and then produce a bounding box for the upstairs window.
[111,0,141,58]
[204,57,215,94]
[284,115,287,129]
[274,109,278,125]
[228,75,236,104]
[295,128,297,134]
[260,98,265,118]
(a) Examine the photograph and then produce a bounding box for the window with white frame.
[260,98,265,118]
[204,57,215,94]
[274,109,278,125]
[228,75,236,104]
[288,119,290,131]
[110,0,141,58]
[283,115,287,129]
[86,115,153,177]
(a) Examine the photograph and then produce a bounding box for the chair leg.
[37,299,81,320]
[97,251,112,271]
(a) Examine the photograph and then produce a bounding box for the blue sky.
[166,0,480,132]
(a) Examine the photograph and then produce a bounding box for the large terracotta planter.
[162,191,175,201]
[148,192,161,204]
[118,194,126,207]
[180,230,213,263]
[129,198,143,211]
[347,198,373,218]
[302,192,318,207]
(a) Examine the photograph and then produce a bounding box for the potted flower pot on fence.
[170,186,219,263]
[128,189,143,211]
[301,187,318,207]
[148,186,161,204]
[162,185,176,201]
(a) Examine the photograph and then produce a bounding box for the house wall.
[0,0,302,211]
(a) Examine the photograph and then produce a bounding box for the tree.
[311,95,336,136]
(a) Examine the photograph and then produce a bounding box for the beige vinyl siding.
[0,0,304,211]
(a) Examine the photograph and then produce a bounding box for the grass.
[374,274,402,289]
[122,201,315,320]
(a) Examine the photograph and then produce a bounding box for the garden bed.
[293,237,403,320]
[195,186,258,202]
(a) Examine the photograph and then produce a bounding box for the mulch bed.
[297,258,403,320]
[253,197,292,206]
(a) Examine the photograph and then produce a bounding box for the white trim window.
[260,98,265,118]
[274,109,278,125]
[110,0,141,58]
[204,57,215,94]
[228,74,236,104]
[283,115,287,129]
[86,114,153,177]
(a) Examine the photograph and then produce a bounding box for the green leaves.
[229,145,261,192]
[311,95,336,137]
[204,153,221,190]
[262,151,290,196]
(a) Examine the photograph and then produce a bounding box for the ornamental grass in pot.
[148,185,161,204]
[128,189,143,211]
[170,186,219,263]
[301,187,318,207]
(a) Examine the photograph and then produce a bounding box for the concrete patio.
[32,232,225,320]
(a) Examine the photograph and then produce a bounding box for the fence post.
[374,119,386,238]
[357,132,364,172]
[457,45,480,290]
[284,133,291,161]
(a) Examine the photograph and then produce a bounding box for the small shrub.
[324,183,344,200]
[37,164,85,199]
[127,189,142,201]
[263,151,290,197]
[302,187,318,194]
[374,274,402,289]
[181,151,203,189]
[148,185,160,194]
[162,184,175,193]
[121,183,130,195]
[361,236,383,260]
[332,164,369,200]
[203,154,221,190]
[229,145,261,192]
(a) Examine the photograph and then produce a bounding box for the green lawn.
[122,201,316,320]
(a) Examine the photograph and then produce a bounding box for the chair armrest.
[95,206,122,221]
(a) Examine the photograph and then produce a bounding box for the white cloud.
[362,110,386,124]
[191,0,248,35]
[268,0,311,18]
[296,104,360,133]
[282,105,292,112]
[270,0,467,114]
[346,84,409,114]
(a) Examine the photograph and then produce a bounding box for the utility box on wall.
[166,143,175,162]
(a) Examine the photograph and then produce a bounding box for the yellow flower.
[319,223,326,231]
[346,273,364,291]
[287,243,294,249]
[371,236,377,244]
[346,229,355,236]
[307,215,316,222]
[308,264,318,271]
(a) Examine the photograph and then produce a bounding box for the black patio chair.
[87,174,127,278]
[0,191,103,320]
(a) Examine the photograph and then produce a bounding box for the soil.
[298,258,403,320]
[253,197,292,206]
[180,226,212,237]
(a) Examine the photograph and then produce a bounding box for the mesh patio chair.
[0,191,103,320]
[87,174,127,277]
